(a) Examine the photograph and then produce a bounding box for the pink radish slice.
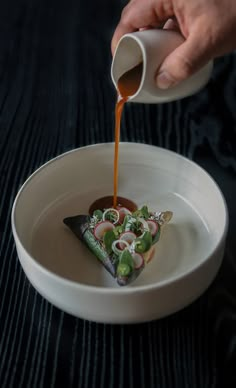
[116,241,126,251]
[94,221,114,240]
[120,231,136,244]
[132,252,144,270]
[118,231,136,250]
[118,207,132,224]
[147,219,159,237]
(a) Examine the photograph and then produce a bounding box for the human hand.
[111,0,236,89]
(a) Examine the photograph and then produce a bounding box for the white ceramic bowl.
[12,143,228,323]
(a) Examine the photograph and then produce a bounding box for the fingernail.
[156,71,176,89]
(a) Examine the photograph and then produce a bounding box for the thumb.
[156,35,212,89]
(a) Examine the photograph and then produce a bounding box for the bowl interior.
[13,143,227,288]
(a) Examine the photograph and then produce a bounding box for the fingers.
[156,32,213,89]
[163,18,180,32]
[111,0,171,54]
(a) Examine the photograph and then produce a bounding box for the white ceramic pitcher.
[111,29,213,103]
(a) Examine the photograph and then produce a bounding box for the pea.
[117,263,131,277]
[135,231,152,253]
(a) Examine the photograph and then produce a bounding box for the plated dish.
[64,205,173,286]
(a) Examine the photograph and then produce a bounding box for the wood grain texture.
[0,0,236,387]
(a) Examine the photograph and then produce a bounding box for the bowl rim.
[11,142,229,295]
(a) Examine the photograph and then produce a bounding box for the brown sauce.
[89,62,143,213]
[89,196,137,216]
[117,62,143,98]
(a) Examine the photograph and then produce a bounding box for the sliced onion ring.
[125,216,149,232]
[112,239,129,255]
[102,208,120,224]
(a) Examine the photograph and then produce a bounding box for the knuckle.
[179,56,195,78]
[120,5,132,26]
[156,0,174,17]
[162,0,174,15]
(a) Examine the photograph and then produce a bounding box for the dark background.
[0,0,236,387]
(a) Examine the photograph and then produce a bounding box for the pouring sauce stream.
[113,62,143,208]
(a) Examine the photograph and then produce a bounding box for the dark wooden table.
[0,1,236,387]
